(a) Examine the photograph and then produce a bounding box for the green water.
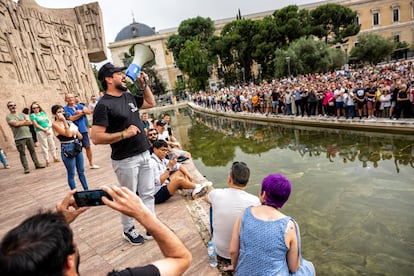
[153,108,414,275]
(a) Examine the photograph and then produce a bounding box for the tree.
[272,5,311,45]
[310,3,360,44]
[274,37,339,77]
[122,44,165,95]
[167,16,215,61]
[350,33,395,65]
[178,39,210,91]
[218,19,259,83]
[92,64,103,92]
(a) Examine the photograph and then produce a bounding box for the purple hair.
[261,174,291,208]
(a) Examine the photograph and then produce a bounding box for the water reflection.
[151,108,414,274]
[169,108,414,275]
[187,111,414,173]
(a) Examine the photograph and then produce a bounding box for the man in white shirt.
[204,161,260,269]
[150,139,211,203]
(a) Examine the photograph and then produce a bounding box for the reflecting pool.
[152,108,414,275]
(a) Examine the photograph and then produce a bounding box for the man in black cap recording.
[92,62,156,245]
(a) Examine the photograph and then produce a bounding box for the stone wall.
[0,0,106,149]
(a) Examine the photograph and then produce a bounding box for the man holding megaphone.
[92,60,156,245]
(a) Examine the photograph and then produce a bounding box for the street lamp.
[286,56,291,76]
[344,48,349,72]
[257,64,262,83]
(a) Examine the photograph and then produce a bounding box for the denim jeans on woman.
[61,142,88,190]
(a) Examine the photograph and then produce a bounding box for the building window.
[393,34,400,43]
[355,15,359,26]
[373,12,379,26]
[393,8,400,22]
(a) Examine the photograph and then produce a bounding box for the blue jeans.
[112,150,154,232]
[61,142,88,190]
[0,150,7,166]
[345,105,355,118]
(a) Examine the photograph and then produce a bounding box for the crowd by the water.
[190,61,414,120]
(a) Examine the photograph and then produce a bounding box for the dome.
[114,21,156,42]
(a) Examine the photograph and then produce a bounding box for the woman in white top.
[379,88,391,118]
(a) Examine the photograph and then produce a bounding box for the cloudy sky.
[30,0,319,63]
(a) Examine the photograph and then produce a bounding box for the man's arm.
[102,186,192,275]
[7,115,32,127]
[138,72,155,109]
[91,124,139,145]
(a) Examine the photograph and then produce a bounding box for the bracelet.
[166,167,171,171]
[121,130,125,140]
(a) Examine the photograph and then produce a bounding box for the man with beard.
[92,62,156,245]
[0,187,192,276]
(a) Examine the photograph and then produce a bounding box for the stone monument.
[0,0,106,148]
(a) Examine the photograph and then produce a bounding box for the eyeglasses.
[7,104,16,108]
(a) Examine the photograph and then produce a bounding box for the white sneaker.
[90,164,100,169]
[192,183,211,199]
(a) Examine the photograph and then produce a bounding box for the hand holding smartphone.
[74,189,112,207]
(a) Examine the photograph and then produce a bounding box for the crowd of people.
[191,61,414,121]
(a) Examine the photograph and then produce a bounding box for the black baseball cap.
[98,62,127,81]
[156,120,167,126]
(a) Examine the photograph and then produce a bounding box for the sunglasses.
[32,106,40,109]
[7,104,16,108]
[148,133,158,136]
[232,161,246,166]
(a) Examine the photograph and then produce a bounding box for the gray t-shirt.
[6,113,32,140]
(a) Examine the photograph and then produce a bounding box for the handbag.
[289,219,315,276]
[63,137,83,158]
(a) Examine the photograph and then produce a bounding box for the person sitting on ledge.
[150,139,212,203]
[150,125,191,163]
[204,161,260,271]
[0,187,192,276]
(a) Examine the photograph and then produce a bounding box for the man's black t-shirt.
[93,92,150,160]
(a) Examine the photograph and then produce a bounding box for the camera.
[63,112,71,120]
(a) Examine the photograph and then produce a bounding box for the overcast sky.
[28,0,319,63]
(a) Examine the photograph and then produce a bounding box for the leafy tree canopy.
[350,33,395,65]
[310,3,360,44]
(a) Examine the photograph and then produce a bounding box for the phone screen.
[74,190,112,207]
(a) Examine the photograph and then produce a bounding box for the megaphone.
[125,44,155,82]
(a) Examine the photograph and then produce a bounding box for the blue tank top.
[236,206,291,276]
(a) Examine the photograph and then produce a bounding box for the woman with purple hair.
[229,174,315,276]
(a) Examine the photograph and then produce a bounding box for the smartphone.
[74,189,112,207]
[167,152,176,160]
[167,127,172,136]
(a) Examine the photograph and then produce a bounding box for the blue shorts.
[155,185,171,204]
[81,132,90,147]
